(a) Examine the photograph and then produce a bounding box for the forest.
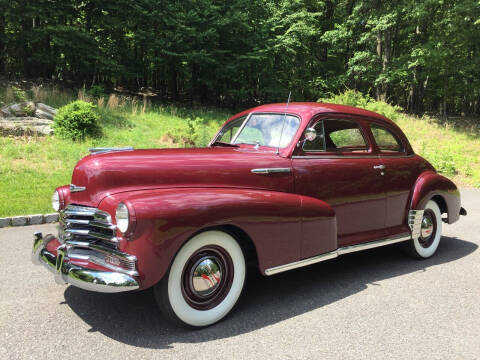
[1,0,479,114]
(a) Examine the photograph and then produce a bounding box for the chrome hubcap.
[421,216,434,238]
[191,257,222,297]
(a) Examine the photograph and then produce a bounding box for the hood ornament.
[89,147,134,155]
[70,184,86,193]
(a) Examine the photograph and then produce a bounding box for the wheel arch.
[409,171,460,224]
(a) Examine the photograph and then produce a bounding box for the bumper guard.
[32,232,140,293]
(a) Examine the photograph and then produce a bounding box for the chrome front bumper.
[32,232,140,293]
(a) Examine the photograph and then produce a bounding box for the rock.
[0,117,54,136]
[44,213,59,223]
[9,101,35,117]
[36,103,57,117]
[11,216,28,226]
[0,218,11,228]
[34,108,54,120]
[29,214,44,225]
[1,106,13,118]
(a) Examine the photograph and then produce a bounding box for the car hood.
[69,147,293,207]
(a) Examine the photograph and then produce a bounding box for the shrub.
[12,86,27,102]
[319,89,402,121]
[87,85,106,99]
[163,117,213,147]
[54,100,101,140]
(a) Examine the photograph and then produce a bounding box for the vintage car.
[32,102,466,327]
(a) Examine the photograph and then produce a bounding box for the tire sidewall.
[413,200,442,258]
[167,230,246,327]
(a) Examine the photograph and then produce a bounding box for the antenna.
[276,91,291,155]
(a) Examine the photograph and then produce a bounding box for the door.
[368,122,423,236]
[292,117,387,256]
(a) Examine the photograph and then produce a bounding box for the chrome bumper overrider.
[32,232,140,293]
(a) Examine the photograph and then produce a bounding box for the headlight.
[116,202,129,233]
[52,190,60,211]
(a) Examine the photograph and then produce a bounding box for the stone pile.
[0,102,57,135]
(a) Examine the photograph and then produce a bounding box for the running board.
[264,234,411,276]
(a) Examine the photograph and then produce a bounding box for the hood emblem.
[70,184,86,193]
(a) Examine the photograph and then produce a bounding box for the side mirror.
[304,127,317,141]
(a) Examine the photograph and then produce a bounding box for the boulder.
[0,117,54,136]
[34,108,54,120]
[1,106,13,118]
[36,103,57,117]
[9,101,35,117]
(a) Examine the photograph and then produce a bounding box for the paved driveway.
[1,189,479,359]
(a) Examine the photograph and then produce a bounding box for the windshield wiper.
[211,141,239,148]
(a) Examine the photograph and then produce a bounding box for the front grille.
[59,205,118,249]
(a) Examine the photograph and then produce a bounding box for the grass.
[0,87,479,217]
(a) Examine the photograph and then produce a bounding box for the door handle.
[251,168,291,174]
[373,164,386,170]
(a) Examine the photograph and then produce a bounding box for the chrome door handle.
[251,168,291,174]
[373,164,385,170]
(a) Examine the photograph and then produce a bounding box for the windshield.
[214,113,300,148]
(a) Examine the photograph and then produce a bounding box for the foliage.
[12,86,27,103]
[53,101,101,141]
[21,103,35,116]
[322,90,480,183]
[0,0,479,115]
[320,89,402,121]
[87,85,107,99]
[164,117,217,147]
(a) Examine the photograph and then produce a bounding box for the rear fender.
[410,171,461,223]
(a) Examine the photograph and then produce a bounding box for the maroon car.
[32,102,466,327]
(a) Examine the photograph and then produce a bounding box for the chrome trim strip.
[265,233,411,276]
[292,155,379,159]
[88,147,134,154]
[337,234,411,255]
[265,251,338,276]
[231,112,252,144]
[292,154,415,159]
[69,184,86,192]
[408,210,424,240]
[251,168,291,174]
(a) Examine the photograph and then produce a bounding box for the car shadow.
[63,236,477,349]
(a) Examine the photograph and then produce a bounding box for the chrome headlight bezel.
[115,202,130,234]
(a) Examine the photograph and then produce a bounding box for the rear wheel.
[407,200,442,259]
[154,230,246,328]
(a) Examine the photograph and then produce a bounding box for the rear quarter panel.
[410,170,461,223]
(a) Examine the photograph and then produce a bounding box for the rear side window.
[371,124,403,152]
[303,119,368,152]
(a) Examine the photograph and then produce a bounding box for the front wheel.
[407,200,443,259]
[154,230,246,328]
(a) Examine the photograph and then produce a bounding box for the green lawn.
[0,105,229,217]
[1,100,479,217]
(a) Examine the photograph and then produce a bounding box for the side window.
[303,119,368,153]
[217,116,246,143]
[324,119,368,152]
[371,124,403,152]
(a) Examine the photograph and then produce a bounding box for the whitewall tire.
[408,200,443,259]
[154,230,246,328]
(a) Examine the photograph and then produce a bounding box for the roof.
[231,102,397,128]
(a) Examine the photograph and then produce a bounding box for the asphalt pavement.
[1,189,479,359]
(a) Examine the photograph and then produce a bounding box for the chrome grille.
[59,205,118,249]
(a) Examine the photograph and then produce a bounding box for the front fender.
[410,171,461,224]
[99,188,336,289]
